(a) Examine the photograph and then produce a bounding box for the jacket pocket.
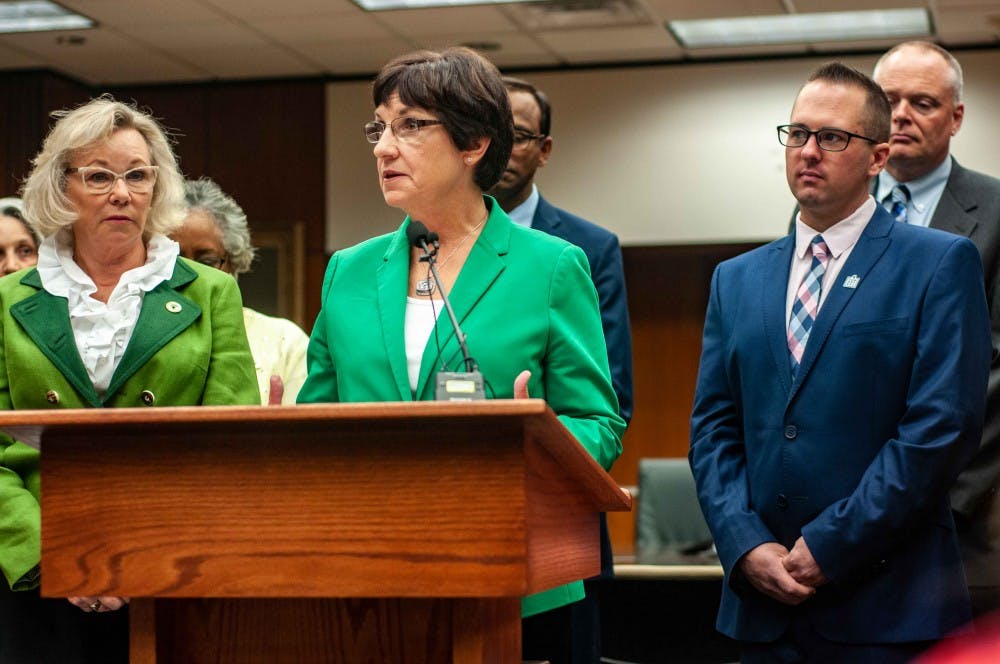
[842,317,909,337]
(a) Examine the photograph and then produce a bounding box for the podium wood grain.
[0,400,629,662]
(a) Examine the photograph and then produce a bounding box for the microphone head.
[427,231,440,246]
[407,220,429,248]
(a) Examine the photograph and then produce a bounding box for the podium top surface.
[0,399,631,512]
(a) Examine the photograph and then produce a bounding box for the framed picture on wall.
[239,222,306,329]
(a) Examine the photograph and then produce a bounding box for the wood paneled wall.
[608,243,762,555]
[0,72,328,327]
[0,70,91,195]
[108,81,328,327]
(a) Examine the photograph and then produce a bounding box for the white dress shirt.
[786,197,875,324]
[36,232,179,396]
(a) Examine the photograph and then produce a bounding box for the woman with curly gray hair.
[0,97,259,663]
[174,177,309,405]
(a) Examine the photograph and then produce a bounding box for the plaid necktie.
[787,235,830,377]
[888,184,910,224]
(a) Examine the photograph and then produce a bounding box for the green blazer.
[298,198,625,617]
[0,257,259,591]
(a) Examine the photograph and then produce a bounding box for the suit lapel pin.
[842,274,860,289]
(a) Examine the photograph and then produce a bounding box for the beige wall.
[325,48,1000,251]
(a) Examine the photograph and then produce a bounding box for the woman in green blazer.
[297,48,625,654]
[0,97,258,663]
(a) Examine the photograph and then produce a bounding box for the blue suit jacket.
[690,206,991,643]
[531,196,633,423]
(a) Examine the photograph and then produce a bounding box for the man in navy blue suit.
[690,62,991,662]
[489,76,633,664]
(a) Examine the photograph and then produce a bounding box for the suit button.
[784,425,797,439]
[777,494,789,510]
[45,390,60,405]
[140,390,156,406]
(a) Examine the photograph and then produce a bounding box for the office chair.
[635,457,714,562]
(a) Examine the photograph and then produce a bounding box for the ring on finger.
[89,600,102,611]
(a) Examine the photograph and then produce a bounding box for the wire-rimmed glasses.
[364,117,443,144]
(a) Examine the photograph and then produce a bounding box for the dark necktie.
[888,184,910,224]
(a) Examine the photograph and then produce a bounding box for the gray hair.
[0,196,41,246]
[874,41,964,102]
[183,178,256,276]
[21,95,186,240]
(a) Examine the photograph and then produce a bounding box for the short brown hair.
[373,47,513,191]
[804,62,891,142]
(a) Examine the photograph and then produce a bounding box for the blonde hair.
[22,95,185,240]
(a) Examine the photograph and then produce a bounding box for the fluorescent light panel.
[0,1,93,34]
[670,8,931,48]
[354,0,533,10]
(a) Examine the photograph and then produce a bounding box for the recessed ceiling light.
[0,1,94,34]
[669,8,931,49]
[353,0,533,10]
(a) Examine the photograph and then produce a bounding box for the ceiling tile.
[58,0,224,27]
[296,37,416,75]
[934,0,1000,8]
[168,43,324,79]
[248,14,396,42]
[537,25,682,63]
[418,32,558,68]
[0,42,47,70]
[933,6,1000,37]
[642,0,786,21]
[808,38,916,53]
[682,43,809,59]
[793,0,927,11]
[0,27,208,84]
[373,6,518,36]
[206,0,361,18]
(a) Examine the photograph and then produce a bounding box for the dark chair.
[635,457,714,562]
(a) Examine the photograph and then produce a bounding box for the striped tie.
[889,184,910,224]
[787,235,830,377]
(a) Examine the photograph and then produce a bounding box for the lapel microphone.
[408,220,485,401]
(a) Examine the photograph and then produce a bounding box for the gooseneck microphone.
[408,220,485,400]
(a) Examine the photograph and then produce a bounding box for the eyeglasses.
[193,254,227,269]
[66,165,159,194]
[777,124,877,152]
[364,117,443,144]
[512,129,546,150]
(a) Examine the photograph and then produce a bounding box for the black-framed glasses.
[777,124,877,152]
[364,117,443,144]
[512,129,546,150]
[66,165,159,194]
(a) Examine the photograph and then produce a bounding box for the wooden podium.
[0,400,630,663]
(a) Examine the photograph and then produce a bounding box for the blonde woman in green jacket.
[0,97,258,664]
[298,48,625,660]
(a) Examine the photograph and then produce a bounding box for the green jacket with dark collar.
[0,257,259,590]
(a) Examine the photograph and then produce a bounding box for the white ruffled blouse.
[36,232,180,396]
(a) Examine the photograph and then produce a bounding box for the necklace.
[415,213,487,296]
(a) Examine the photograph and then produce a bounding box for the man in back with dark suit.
[873,41,1000,617]
[489,76,633,664]
[691,62,990,662]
